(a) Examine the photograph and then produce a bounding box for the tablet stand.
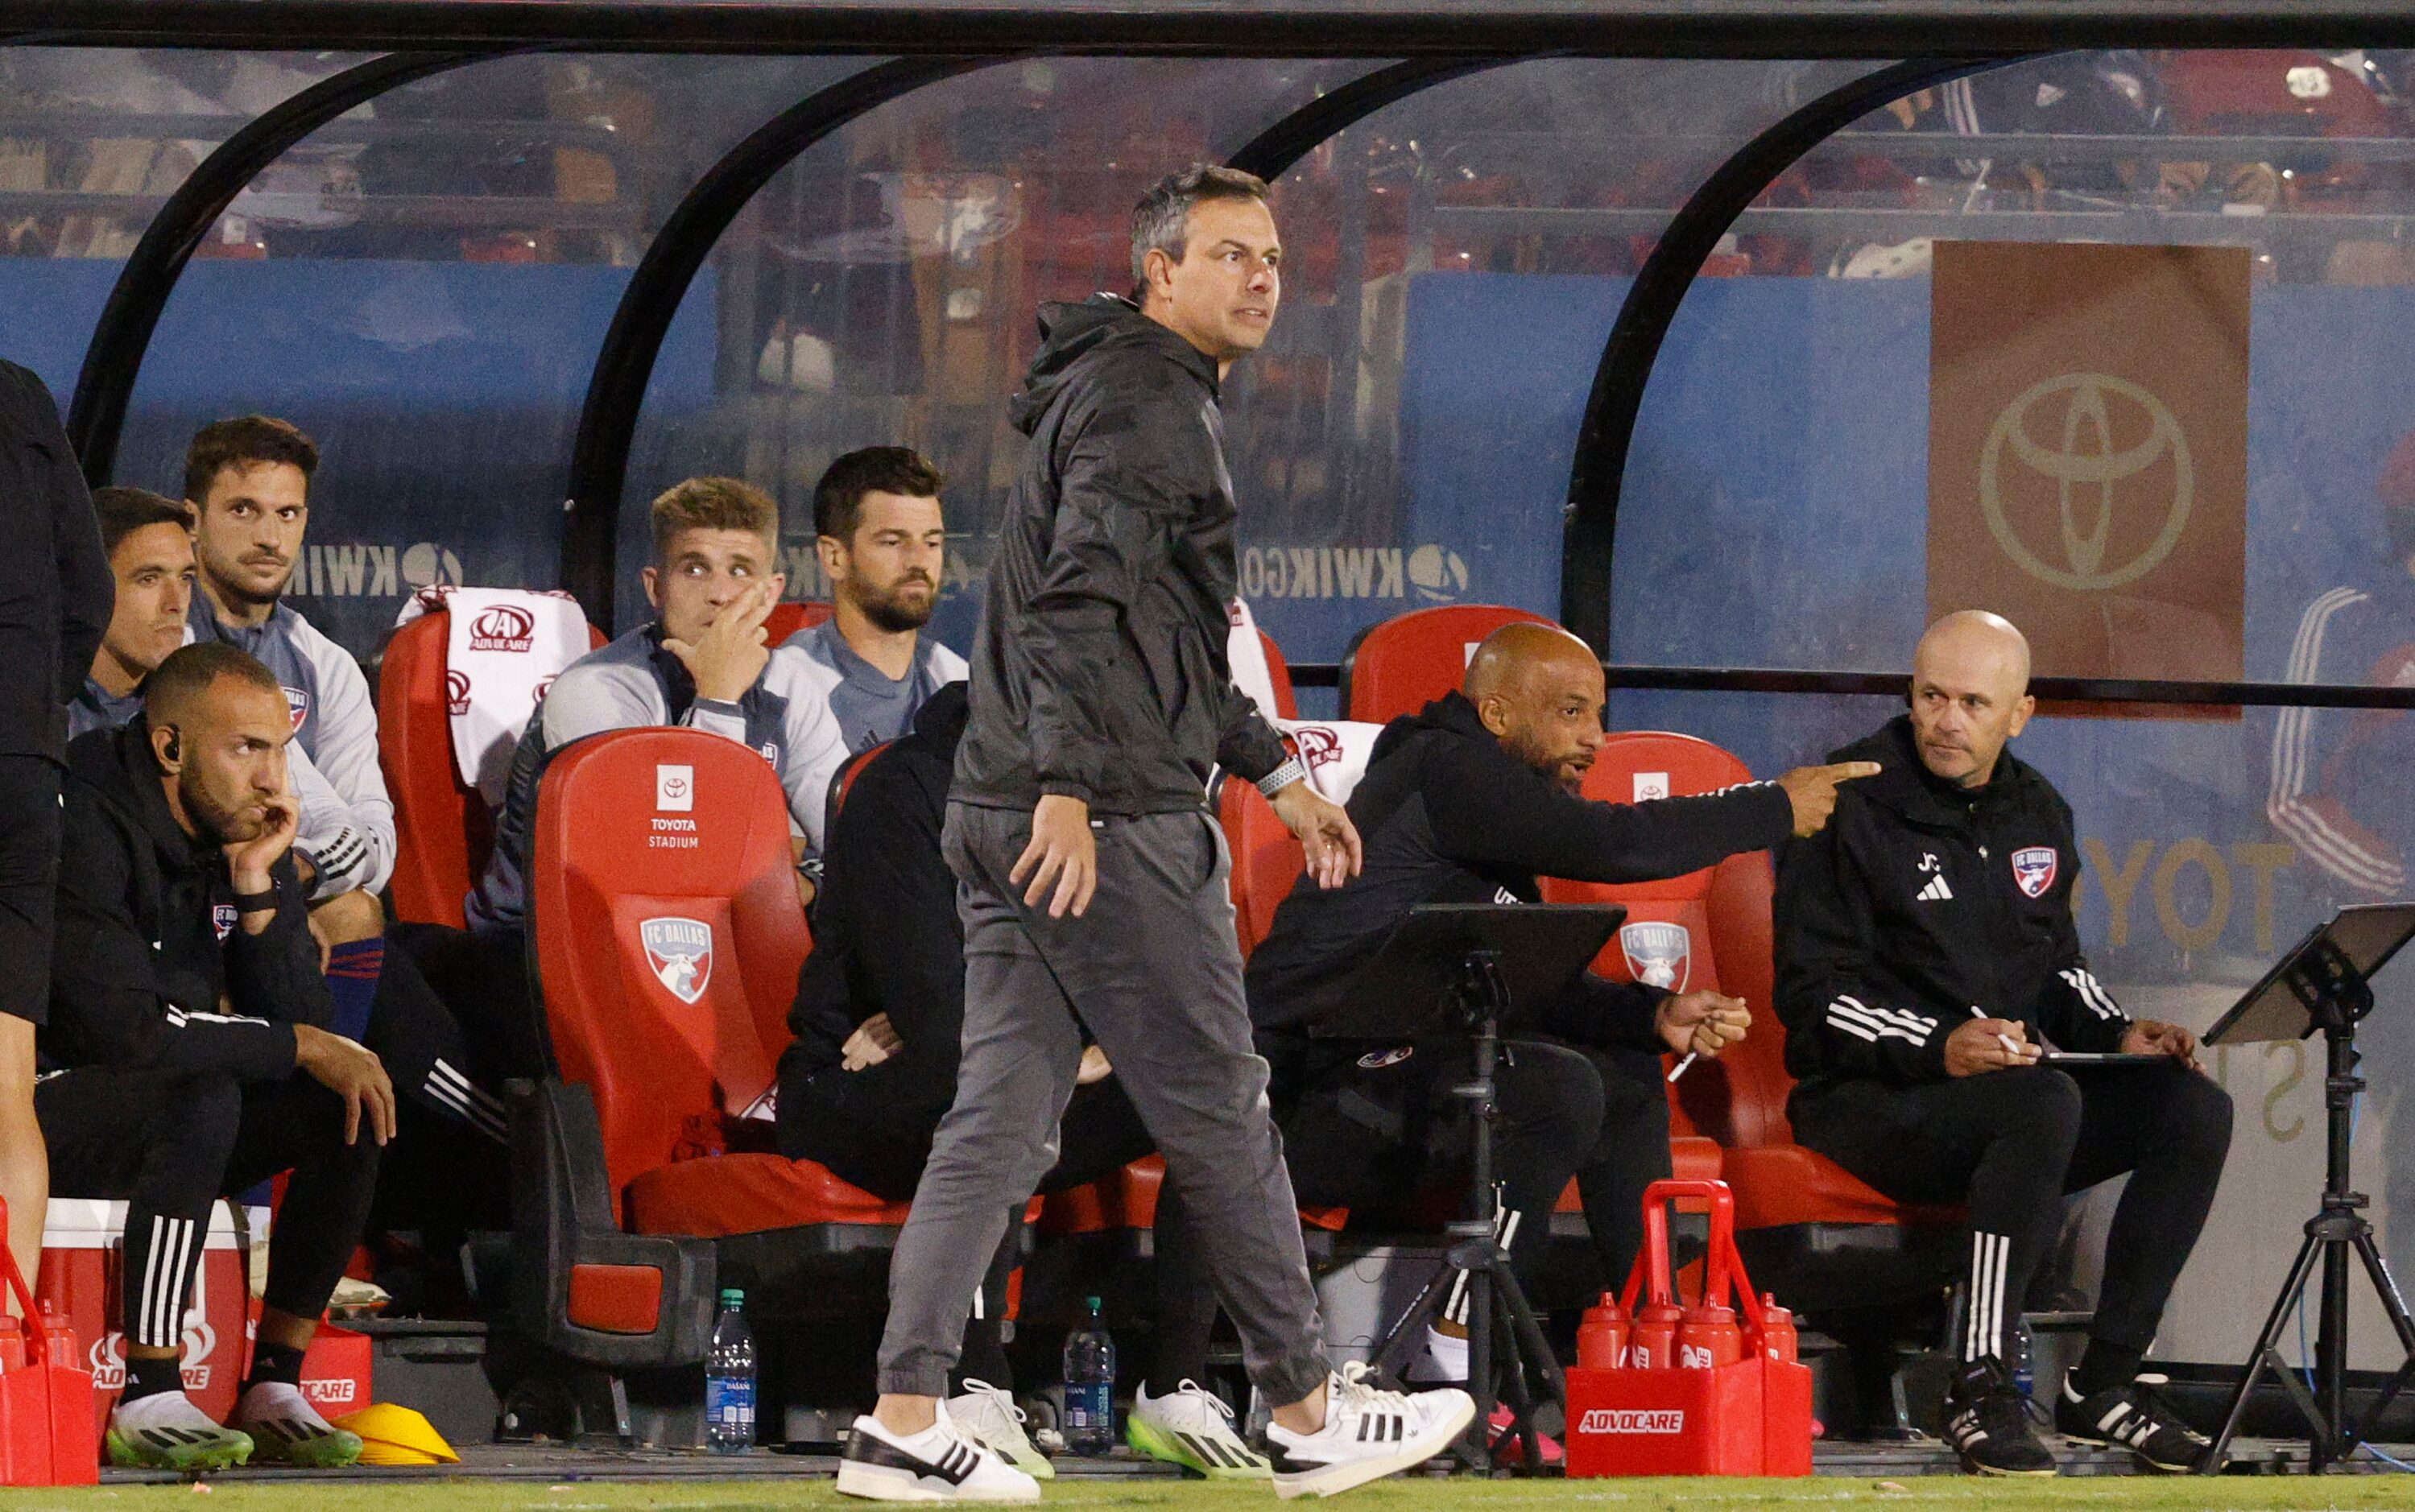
[2202,904,2415,1473]
[1300,903,1624,1475]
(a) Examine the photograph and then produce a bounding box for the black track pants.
[39,1065,380,1350]
[1790,1063,2232,1363]
[1277,1036,1675,1295]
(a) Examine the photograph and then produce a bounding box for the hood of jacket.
[1007,295,1220,437]
[1369,690,1495,768]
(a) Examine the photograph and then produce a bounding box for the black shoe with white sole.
[2054,1375,2215,1473]
[1944,1357,2057,1477]
[837,1402,1040,1502]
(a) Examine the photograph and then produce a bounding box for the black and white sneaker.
[1944,1357,2057,1477]
[2054,1374,2215,1473]
[837,1400,1040,1502]
[1263,1361,1475,1500]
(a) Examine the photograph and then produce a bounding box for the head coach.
[842,165,1474,1503]
[1772,610,2232,1476]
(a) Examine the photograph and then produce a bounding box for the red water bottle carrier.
[1564,1179,1813,1477]
[0,1200,97,1484]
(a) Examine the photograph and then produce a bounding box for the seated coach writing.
[1772,609,2231,1477]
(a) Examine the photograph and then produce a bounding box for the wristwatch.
[1255,756,1308,797]
[230,878,280,915]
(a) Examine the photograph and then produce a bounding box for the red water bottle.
[1675,1303,1743,1369]
[1629,1299,1682,1369]
[1758,1295,1798,1364]
[1577,1293,1628,1369]
[0,1315,22,1371]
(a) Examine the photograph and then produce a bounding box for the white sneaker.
[1127,1379,1271,1479]
[947,1380,1054,1481]
[1264,1362,1474,1499]
[837,1399,1041,1502]
[232,1380,365,1467]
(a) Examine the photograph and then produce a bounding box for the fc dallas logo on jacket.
[2011,847,2058,899]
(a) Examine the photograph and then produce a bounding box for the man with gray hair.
[840,165,1472,1503]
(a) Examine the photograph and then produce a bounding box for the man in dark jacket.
[39,643,395,1471]
[0,360,112,1287]
[1247,622,1862,1390]
[1774,611,2231,1477]
[847,166,1473,1505]
[779,684,1255,1481]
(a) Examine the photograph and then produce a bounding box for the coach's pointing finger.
[1777,760,1883,837]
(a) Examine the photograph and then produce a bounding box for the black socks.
[120,1352,185,1404]
[246,1341,308,1391]
[2070,1340,2144,1398]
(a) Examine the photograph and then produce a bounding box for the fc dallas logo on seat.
[466,604,536,653]
[2012,846,2058,899]
[640,917,713,1004]
[1619,921,1691,992]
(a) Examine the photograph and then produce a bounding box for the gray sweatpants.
[875,800,1330,1405]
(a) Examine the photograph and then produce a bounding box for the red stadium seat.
[1258,629,1300,721]
[378,607,605,928]
[519,728,901,1369]
[1218,775,1303,956]
[1338,604,1552,725]
[764,600,834,645]
[1545,731,1962,1309]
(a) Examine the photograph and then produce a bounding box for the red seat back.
[1539,731,1791,1149]
[1218,777,1303,957]
[765,601,835,645]
[1258,630,1300,721]
[1339,605,1552,724]
[531,729,810,1220]
[378,609,605,927]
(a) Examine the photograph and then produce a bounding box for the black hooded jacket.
[0,361,111,762]
[1772,715,2132,1091]
[953,295,1288,815]
[45,718,325,1081]
[779,683,970,1118]
[1246,691,1796,1057]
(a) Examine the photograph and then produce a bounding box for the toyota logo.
[1977,371,2194,593]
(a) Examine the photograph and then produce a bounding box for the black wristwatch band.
[231,884,279,914]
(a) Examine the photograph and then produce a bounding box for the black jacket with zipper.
[1772,714,2131,1091]
[0,361,112,762]
[1247,692,1796,1091]
[45,717,326,1081]
[953,295,1288,815]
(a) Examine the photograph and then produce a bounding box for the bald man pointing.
[1246,622,1868,1416]
[1773,611,2231,1477]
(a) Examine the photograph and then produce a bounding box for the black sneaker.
[1944,1357,2057,1477]
[2054,1374,2214,1473]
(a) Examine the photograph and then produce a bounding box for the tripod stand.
[1363,948,1565,1473]
[2206,913,2415,1473]
[1300,902,1623,1477]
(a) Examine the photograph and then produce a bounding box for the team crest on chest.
[2011,847,2058,899]
[280,686,309,732]
[1619,921,1692,992]
[640,916,714,1004]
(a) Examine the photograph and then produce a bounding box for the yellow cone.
[331,1403,460,1466]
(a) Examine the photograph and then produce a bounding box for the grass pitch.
[10,1477,2415,1512]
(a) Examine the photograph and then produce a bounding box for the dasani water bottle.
[705,1287,758,1453]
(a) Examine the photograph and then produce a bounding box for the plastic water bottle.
[1061,1295,1116,1456]
[705,1287,757,1453]
[2010,1320,2036,1403]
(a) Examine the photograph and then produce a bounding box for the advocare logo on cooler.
[465,604,537,653]
[1576,1410,1685,1435]
[302,1376,359,1407]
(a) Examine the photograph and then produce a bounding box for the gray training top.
[788,618,967,757]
